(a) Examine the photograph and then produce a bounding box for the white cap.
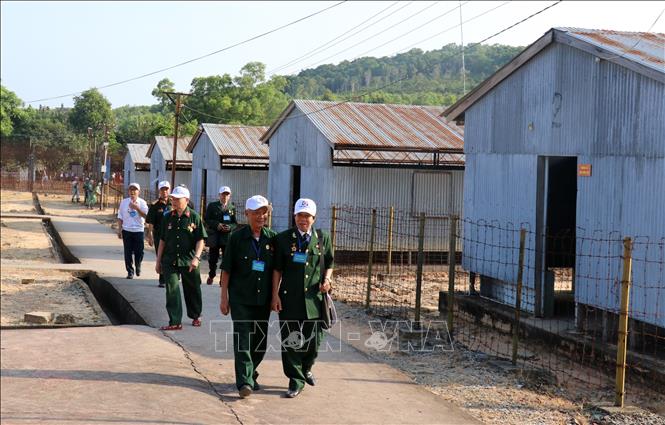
[170,186,190,199]
[158,180,171,190]
[245,195,269,211]
[294,198,316,216]
[219,185,231,194]
[128,182,141,191]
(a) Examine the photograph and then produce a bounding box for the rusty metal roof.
[190,124,269,160]
[559,27,665,73]
[147,136,193,162]
[126,143,150,165]
[262,100,464,165]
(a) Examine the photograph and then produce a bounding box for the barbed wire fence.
[330,205,665,405]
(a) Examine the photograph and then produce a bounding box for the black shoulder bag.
[317,229,337,329]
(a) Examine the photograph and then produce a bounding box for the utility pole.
[459,1,466,95]
[100,125,109,210]
[162,91,191,189]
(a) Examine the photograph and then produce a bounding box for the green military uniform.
[146,199,169,285]
[205,201,237,279]
[273,227,334,391]
[159,206,208,326]
[221,225,277,390]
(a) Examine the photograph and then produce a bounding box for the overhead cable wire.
[267,1,402,75]
[181,1,563,128]
[25,1,347,104]
[285,1,441,75]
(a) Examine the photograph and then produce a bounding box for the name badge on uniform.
[293,252,307,264]
[252,260,265,272]
[223,214,230,221]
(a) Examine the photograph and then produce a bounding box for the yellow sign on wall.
[578,164,592,177]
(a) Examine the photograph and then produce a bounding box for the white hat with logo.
[170,186,190,199]
[158,180,171,190]
[245,195,269,211]
[128,182,141,191]
[219,185,231,194]
[293,198,316,216]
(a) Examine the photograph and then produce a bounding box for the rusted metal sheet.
[561,27,665,72]
[125,143,150,165]
[150,136,192,162]
[196,124,268,162]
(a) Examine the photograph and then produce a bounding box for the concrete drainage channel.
[32,193,147,327]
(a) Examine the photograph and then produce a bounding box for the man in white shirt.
[117,182,149,279]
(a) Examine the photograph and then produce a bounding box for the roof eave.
[259,101,296,143]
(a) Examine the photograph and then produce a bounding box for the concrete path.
[1,200,480,424]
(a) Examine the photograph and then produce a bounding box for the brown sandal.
[160,324,182,331]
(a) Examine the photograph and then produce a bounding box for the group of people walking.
[71,176,102,209]
[116,183,334,399]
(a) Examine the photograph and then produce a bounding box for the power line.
[346,2,468,63]
[25,1,347,104]
[267,1,402,76]
[182,1,563,129]
[286,1,441,75]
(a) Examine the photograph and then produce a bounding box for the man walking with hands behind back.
[146,180,171,287]
[205,186,237,285]
[117,182,149,279]
[155,186,207,331]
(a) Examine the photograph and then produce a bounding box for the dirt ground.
[335,302,665,425]
[0,190,110,327]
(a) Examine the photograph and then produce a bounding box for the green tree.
[151,78,176,113]
[69,88,115,135]
[1,84,26,137]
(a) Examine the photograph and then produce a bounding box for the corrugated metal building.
[261,99,465,248]
[123,143,150,195]
[444,28,665,327]
[187,123,269,212]
[146,136,193,196]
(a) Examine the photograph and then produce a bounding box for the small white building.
[261,100,465,240]
[123,143,150,194]
[146,136,192,197]
[187,123,269,212]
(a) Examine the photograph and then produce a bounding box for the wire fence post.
[365,208,377,310]
[615,237,633,408]
[331,206,337,251]
[447,215,458,333]
[387,206,394,275]
[415,212,426,323]
[512,228,527,365]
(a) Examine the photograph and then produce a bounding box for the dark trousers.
[164,265,202,326]
[122,230,144,275]
[279,318,324,391]
[154,239,164,285]
[230,303,271,390]
[207,244,226,278]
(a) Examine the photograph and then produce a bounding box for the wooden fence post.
[447,215,458,333]
[331,206,337,251]
[512,228,527,365]
[365,208,377,310]
[415,212,426,323]
[615,237,633,407]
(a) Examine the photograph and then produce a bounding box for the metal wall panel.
[463,41,665,323]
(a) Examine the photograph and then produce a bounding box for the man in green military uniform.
[146,180,171,288]
[155,186,207,331]
[205,185,237,285]
[271,198,334,398]
[220,195,276,398]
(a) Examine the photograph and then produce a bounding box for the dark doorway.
[201,169,208,215]
[543,156,577,317]
[290,166,301,227]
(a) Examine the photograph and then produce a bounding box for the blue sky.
[2,1,663,108]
